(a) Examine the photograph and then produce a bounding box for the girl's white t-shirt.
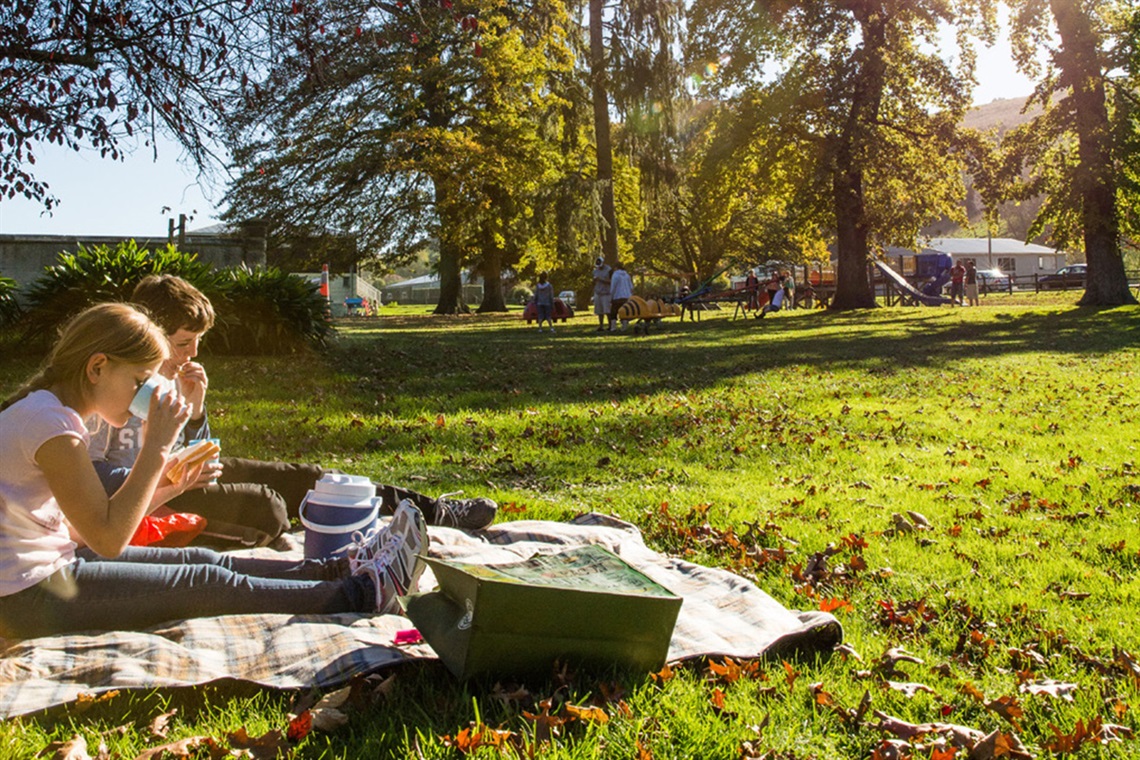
[0,390,84,596]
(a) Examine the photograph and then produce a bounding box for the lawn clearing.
[2,301,1138,759]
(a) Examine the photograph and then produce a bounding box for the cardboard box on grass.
[405,545,682,680]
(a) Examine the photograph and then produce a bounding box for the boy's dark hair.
[131,275,215,335]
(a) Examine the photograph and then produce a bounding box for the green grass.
[2,297,1139,759]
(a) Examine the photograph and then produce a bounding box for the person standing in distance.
[534,272,556,333]
[591,256,612,332]
[964,260,979,307]
[609,262,634,331]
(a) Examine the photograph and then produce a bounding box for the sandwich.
[166,439,221,483]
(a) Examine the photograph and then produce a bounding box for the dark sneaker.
[349,500,427,613]
[434,491,498,531]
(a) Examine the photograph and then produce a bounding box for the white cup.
[129,376,174,419]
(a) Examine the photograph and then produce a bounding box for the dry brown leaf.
[870,738,910,760]
[148,709,178,739]
[226,727,291,759]
[872,710,985,748]
[885,680,937,698]
[1006,646,1046,668]
[1018,679,1078,701]
[310,706,349,733]
[650,664,675,684]
[984,695,1024,730]
[314,685,352,711]
[890,513,916,534]
[967,729,1031,759]
[835,643,863,661]
[872,711,938,740]
[906,510,931,528]
[782,661,799,691]
[38,735,92,760]
[564,704,609,724]
[958,682,987,702]
[71,691,120,714]
[881,647,924,667]
[491,682,532,705]
[132,736,215,759]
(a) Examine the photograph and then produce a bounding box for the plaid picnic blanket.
[0,513,841,719]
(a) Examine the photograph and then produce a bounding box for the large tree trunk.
[589,0,619,266]
[477,233,507,312]
[829,4,887,311]
[831,163,877,309]
[1050,0,1137,305]
[432,181,469,315]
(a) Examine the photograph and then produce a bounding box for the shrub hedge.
[17,241,333,354]
[0,276,21,329]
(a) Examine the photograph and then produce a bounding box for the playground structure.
[873,252,955,306]
[674,263,836,320]
[616,296,682,334]
[590,252,964,331]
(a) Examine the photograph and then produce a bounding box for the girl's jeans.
[0,546,375,638]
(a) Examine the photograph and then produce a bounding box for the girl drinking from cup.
[0,303,425,638]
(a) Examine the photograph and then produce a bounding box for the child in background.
[534,272,555,333]
[0,303,425,638]
[89,276,498,548]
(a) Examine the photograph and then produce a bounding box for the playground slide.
[921,269,952,297]
[873,261,954,306]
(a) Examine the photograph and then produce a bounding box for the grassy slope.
[2,298,1139,759]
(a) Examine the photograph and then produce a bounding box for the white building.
[922,238,1070,278]
[380,271,484,305]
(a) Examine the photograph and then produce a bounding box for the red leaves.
[286,710,312,743]
[705,657,761,685]
[820,596,854,614]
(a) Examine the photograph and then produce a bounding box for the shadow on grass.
[331,306,1140,414]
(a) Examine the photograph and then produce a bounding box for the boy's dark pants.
[171,458,448,548]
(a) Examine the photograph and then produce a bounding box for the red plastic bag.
[130,513,208,548]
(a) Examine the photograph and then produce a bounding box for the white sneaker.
[348,501,427,613]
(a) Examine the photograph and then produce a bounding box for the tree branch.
[0,45,99,68]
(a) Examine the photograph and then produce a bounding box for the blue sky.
[0,35,1036,238]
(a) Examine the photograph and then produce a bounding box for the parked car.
[1038,264,1087,290]
[557,290,577,308]
[976,268,1012,292]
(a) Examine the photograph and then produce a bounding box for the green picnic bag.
[404,545,682,680]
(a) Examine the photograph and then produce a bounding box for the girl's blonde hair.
[1,303,168,411]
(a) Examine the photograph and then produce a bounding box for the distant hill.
[963,95,1039,134]
[920,95,1047,242]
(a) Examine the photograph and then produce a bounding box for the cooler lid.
[315,473,376,499]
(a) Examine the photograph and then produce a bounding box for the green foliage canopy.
[685,0,997,308]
